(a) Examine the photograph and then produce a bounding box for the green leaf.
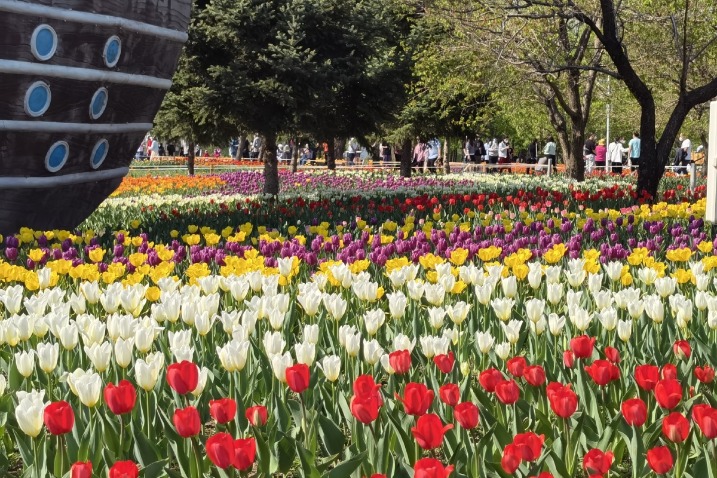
[275,434,296,474]
[324,451,367,478]
[141,459,169,478]
[297,442,321,478]
[131,422,162,468]
[317,414,345,456]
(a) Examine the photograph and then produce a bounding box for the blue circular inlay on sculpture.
[103,36,121,67]
[45,141,69,173]
[24,81,51,117]
[90,139,109,169]
[31,24,57,61]
[89,88,108,119]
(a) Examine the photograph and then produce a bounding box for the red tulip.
[70,461,92,478]
[478,368,504,393]
[396,382,434,416]
[495,379,520,405]
[604,346,620,364]
[353,375,382,402]
[433,352,454,374]
[439,383,460,407]
[692,404,717,439]
[108,460,139,478]
[507,357,527,377]
[233,437,256,471]
[584,360,620,387]
[351,394,380,424]
[104,380,137,415]
[662,412,690,442]
[647,446,674,474]
[524,365,546,387]
[173,406,201,438]
[529,474,554,478]
[621,398,647,427]
[547,382,578,418]
[695,365,715,384]
[655,379,682,409]
[285,363,310,393]
[245,405,268,426]
[453,402,479,429]
[389,350,412,375]
[167,361,199,395]
[570,335,596,359]
[206,432,235,469]
[413,457,455,478]
[411,413,453,449]
[583,448,613,475]
[673,339,691,360]
[209,398,237,424]
[661,364,678,380]
[44,401,74,435]
[512,432,544,462]
[634,365,659,391]
[367,475,386,478]
[563,350,575,368]
[501,443,521,474]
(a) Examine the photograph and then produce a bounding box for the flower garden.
[1,169,716,478]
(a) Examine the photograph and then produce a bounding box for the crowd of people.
[461,136,558,173]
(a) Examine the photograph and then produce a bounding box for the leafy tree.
[187,0,411,194]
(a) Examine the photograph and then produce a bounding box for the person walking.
[608,137,627,174]
[595,138,607,172]
[413,138,427,173]
[250,133,262,161]
[486,138,499,173]
[498,137,511,173]
[583,134,596,174]
[426,138,441,173]
[628,132,641,172]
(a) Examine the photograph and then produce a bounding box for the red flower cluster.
[396,382,434,416]
[411,413,453,450]
[546,382,578,418]
[206,432,257,471]
[501,432,544,474]
[351,375,383,424]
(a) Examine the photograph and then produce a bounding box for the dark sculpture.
[0,0,192,234]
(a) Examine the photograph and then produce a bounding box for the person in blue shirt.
[426,138,441,173]
[628,132,641,172]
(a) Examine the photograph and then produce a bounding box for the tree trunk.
[635,106,660,199]
[333,138,345,170]
[236,134,245,160]
[443,137,450,174]
[187,141,195,176]
[400,138,412,178]
[326,140,336,171]
[566,127,585,180]
[263,133,279,195]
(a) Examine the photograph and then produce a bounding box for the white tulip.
[32,315,49,338]
[393,333,416,352]
[68,293,86,315]
[603,261,623,282]
[191,367,210,397]
[14,314,34,342]
[438,274,456,295]
[303,324,319,344]
[387,268,408,288]
[617,319,632,342]
[58,322,79,350]
[654,276,677,298]
[423,283,446,306]
[427,307,446,330]
[446,301,471,325]
[598,307,618,331]
[246,270,263,292]
[695,291,710,311]
[459,263,484,286]
[545,266,562,284]
[1,321,20,346]
[548,313,566,336]
[134,358,160,391]
[329,263,353,288]
[568,306,591,332]
[36,342,59,373]
[689,261,705,277]
[546,283,564,305]
[644,295,664,323]
[363,339,383,365]
[592,290,613,311]
[311,273,328,291]
[708,310,717,330]
[0,374,5,396]
[318,355,341,382]
[119,285,146,317]
[15,350,35,377]
[501,320,522,344]
[501,276,518,298]
[490,297,514,322]
[114,337,134,368]
[197,275,221,295]
[527,263,542,289]
[530,315,547,335]
[263,331,286,358]
[338,325,358,347]
[2,285,24,314]
[387,291,408,320]
[524,298,545,324]
[228,278,250,302]
[217,340,250,372]
[627,299,644,320]
[565,270,586,289]
[15,390,47,437]
[344,332,361,357]
[84,342,113,372]
[406,280,425,301]
[442,327,459,346]
[420,335,437,358]
[566,290,583,310]
[261,275,280,297]
[637,267,657,286]
[379,354,395,375]
[323,293,347,321]
[157,277,180,293]
[475,331,495,354]
[271,352,293,382]
[587,273,604,293]
[160,292,182,323]
[294,341,316,366]
[364,309,385,336]
[695,274,710,292]
[495,342,512,360]
[297,290,322,316]
[75,372,103,407]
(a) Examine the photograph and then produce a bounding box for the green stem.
[299,394,309,450]
[119,414,124,456]
[145,391,152,441]
[192,436,203,478]
[33,438,39,478]
[564,418,572,475]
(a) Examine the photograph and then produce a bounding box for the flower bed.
[0,174,715,477]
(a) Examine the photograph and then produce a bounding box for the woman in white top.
[608,137,628,174]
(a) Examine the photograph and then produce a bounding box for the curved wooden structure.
[0,0,191,234]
